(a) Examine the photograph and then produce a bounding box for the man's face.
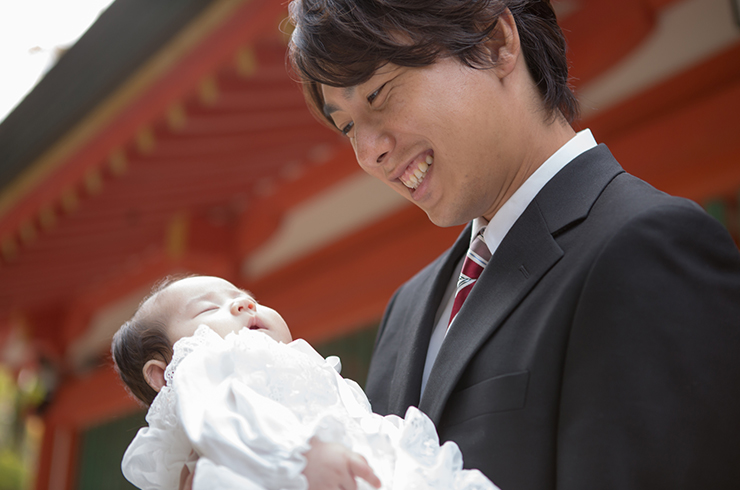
[321,57,527,227]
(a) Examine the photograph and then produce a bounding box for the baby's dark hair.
[111,276,188,406]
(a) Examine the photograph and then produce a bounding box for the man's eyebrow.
[322,86,356,118]
[323,102,339,118]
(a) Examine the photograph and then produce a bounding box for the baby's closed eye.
[196,306,218,316]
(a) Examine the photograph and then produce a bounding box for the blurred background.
[0,0,738,488]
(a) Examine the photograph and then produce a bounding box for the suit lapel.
[388,225,472,414]
[419,201,563,422]
[419,144,625,424]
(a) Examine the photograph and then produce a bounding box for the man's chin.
[424,208,472,228]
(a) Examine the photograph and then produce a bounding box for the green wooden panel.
[315,324,379,388]
[76,411,146,490]
[704,199,727,227]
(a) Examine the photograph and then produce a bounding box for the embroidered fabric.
[146,327,217,433]
[122,326,499,490]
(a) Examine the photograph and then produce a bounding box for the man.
[288,0,740,488]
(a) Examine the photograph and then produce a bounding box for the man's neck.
[482,115,576,222]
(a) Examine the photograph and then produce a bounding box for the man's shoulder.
[591,171,705,229]
[564,169,739,282]
[541,143,705,235]
[572,144,697,212]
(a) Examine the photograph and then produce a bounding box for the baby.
[112,275,498,490]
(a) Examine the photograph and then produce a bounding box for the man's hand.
[178,463,194,490]
[178,450,197,490]
[304,438,381,490]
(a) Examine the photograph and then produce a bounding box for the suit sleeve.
[365,288,402,414]
[557,203,740,488]
[373,287,401,350]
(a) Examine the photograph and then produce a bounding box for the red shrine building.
[0,0,738,488]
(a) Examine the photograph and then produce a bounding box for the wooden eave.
[0,0,739,376]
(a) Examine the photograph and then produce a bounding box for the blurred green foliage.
[0,367,43,490]
[0,448,26,490]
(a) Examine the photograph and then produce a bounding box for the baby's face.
[160,276,292,344]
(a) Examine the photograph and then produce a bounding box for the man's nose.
[354,121,394,169]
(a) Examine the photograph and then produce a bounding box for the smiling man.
[288,1,740,489]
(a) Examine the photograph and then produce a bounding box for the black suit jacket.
[365,145,740,489]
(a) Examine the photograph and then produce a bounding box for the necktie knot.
[448,228,491,328]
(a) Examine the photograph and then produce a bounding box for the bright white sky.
[0,0,116,124]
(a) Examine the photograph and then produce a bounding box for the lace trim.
[147,384,178,428]
[165,324,215,384]
[148,325,215,429]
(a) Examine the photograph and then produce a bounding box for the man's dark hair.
[288,0,579,125]
[111,276,186,406]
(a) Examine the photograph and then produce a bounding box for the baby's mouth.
[400,154,433,190]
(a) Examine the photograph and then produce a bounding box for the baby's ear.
[143,359,168,392]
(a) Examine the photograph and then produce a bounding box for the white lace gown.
[122,326,498,490]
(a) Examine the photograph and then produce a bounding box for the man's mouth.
[400,153,433,190]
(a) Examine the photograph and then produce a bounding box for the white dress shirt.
[419,129,598,395]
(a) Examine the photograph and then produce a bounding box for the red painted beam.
[583,43,740,140]
[240,143,358,216]
[564,0,656,87]
[251,204,465,343]
[0,0,290,244]
[608,77,740,202]
[58,248,238,347]
[146,125,332,160]
[46,364,141,428]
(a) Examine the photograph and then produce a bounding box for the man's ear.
[143,359,168,393]
[486,9,521,79]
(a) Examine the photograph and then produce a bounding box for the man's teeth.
[402,155,433,189]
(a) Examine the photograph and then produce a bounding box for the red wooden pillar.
[34,365,140,490]
[35,421,79,490]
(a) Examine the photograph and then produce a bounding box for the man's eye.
[340,121,354,136]
[367,83,386,104]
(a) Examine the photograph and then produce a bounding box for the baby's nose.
[231,297,256,314]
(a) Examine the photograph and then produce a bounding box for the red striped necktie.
[448,228,492,328]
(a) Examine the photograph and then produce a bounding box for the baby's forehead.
[162,276,249,306]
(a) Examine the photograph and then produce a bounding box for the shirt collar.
[471,129,597,251]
